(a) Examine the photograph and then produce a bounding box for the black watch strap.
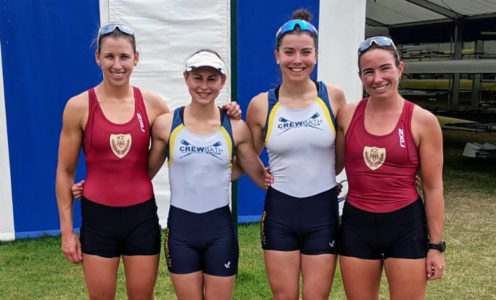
[428,240,446,252]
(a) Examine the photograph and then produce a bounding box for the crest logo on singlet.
[363,146,386,170]
[110,134,132,159]
[277,112,323,134]
[178,139,223,160]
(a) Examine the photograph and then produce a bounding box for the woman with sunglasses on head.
[336,36,445,300]
[56,25,240,300]
[247,9,346,300]
[147,49,268,300]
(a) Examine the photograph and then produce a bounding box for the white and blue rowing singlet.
[264,81,337,198]
[167,107,234,213]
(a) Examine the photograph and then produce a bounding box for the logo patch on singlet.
[398,128,406,148]
[363,146,386,170]
[276,112,323,134]
[178,139,223,159]
[110,134,132,159]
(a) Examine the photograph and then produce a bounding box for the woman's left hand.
[426,249,445,280]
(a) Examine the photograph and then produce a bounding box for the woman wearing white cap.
[148,48,269,300]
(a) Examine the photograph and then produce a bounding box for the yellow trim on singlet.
[168,123,184,167]
[219,126,233,168]
[264,102,281,145]
[316,97,336,136]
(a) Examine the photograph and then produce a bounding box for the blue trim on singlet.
[166,107,235,161]
[263,81,336,140]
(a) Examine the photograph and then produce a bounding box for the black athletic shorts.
[165,205,238,276]
[80,196,161,258]
[339,198,428,259]
[261,187,339,255]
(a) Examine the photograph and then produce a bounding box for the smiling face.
[95,36,139,87]
[275,32,318,83]
[358,48,404,100]
[184,67,226,105]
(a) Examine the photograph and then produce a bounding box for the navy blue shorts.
[80,197,161,258]
[261,187,339,255]
[339,198,428,259]
[165,205,238,276]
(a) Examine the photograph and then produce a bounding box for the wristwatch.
[428,240,446,252]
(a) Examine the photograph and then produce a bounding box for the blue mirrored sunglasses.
[275,19,318,40]
[358,36,396,53]
[98,24,135,39]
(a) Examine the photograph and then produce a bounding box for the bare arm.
[231,119,266,189]
[414,106,445,280]
[148,113,172,179]
[55,96,85,264]
[246,93,268,155]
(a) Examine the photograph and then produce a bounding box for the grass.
[1,131,495,299]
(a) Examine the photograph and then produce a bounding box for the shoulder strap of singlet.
[219,107,235,162]
[166,107,185,160]
[316,81,337,129]
[263,85,280,141]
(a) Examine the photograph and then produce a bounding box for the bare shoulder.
[63,91,89,123]
[141,90,170,116]
[152,111,173,140]
[230,118,251,143]
[248,92,269,108]
[325,83,345,102]
[412,104,441,131]
[247,92,269,123]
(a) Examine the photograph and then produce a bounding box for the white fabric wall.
[318,0,366,212]
[318,0,366,104]
[0,44,15,241]
[101,0,231,227]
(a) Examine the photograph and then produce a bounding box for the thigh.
[170,271,204,300]
[122,254,160,300]
[301,253,337,300]
[384,258,426,300]
[82,254,120,300]
[204,273,236,300]
[263,250,300,300]
[339,255,383,300]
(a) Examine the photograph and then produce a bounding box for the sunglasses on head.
[358,36,397,54]
[275,19,318,40]
[98,24,135,39]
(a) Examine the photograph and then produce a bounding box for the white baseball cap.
[185,50,226,75]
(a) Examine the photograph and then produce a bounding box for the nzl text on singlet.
[83,87,153,207]
[264,81,337,198]
[167,107,234,213]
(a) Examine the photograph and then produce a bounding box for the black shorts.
[261,187,339,255]
[339,198,428,259]
[80,197,161,258]
[165,205,238,276]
